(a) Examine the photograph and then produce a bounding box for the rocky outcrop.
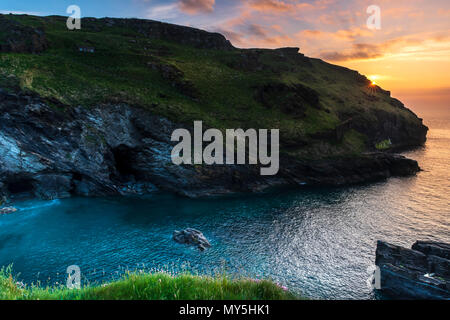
[173,228,211,251]
[375,240,450,299]
[0,15,48,53]
[412,241,450,260]
[0,207,17,214]
[255,82,320,118]
[0,88,423,201]
[226,48,310,72]
[350,109,428,151]
[146,60,198,98]
[90,17,234,50]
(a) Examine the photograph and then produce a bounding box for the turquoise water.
[0,117,449,299]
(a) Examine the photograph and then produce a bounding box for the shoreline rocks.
[173,228,211,251]
[375,240,450,299]
[0,206,17,215]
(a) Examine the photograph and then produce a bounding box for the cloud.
[212,24,293,48]
[146,4,179,20]
[298,27,374,41]
[320,43,383,61]
[248,0,293,12]
[0,10,42,15]
[437,8,450,17]
[213,27,244,44]
[178,0,215,14]
[246,24,269,38]
[271,24,282,32]
[319,33,450,62]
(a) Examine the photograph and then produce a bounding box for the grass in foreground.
[0,269,299,300]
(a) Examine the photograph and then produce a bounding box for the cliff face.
[376,241,450,299]
[0,14,428,200]
[0,89,421,200]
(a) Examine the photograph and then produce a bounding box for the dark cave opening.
[7,178,35,195]
[111,145,138,180]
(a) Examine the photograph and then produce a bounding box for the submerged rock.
[375,240,450,299]
[173,228,211,251]
[0,206,17,214]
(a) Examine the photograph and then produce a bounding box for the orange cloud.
[271,24,282,32]
[438,8,450,17]
[298,27,374,41]
[248,0,293,12]
[319,32,450,62]
[320,43,383,61]
[248,0,315,13]
[178,0,215,14]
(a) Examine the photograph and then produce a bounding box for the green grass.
[0,268,299,300]
[375,139,392,150]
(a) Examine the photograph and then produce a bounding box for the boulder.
[375,240,450,299]
[173,228,211,251]
[0,207,17,214]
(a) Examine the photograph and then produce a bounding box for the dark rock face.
[412,241,450,260]
[147,61,198,98]
[375,240,450,299]
[97,17,234,50]
[173,228,211,251]
[281,152,420,186]
[0,88,423,201]
[226,48,309,72]
[274,47,301,56]
[255,82,320,118]
[0,15,48,53]
[340,106,428,151]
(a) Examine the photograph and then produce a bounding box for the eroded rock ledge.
[0,89,422,201]
[375,240,450,299]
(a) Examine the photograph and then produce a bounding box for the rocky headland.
[0,14,428,202]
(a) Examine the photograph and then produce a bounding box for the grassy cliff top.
[0,14,425,158]
[0,270,298,300]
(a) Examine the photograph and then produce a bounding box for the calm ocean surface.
[0,114,449,300]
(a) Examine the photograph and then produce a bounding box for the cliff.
[376,241,450,299]
[0,14,428,200]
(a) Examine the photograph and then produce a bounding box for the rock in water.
[173,228,211,251]
[375,240,450,299]
[0,207,18,215]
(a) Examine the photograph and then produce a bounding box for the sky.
[2,0,450,116]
